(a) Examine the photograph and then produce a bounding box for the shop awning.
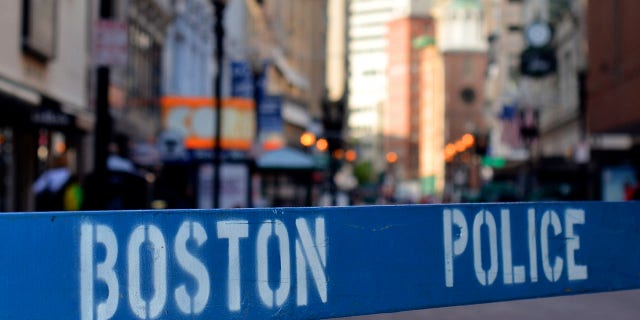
[256,147,316,170]
[271,48,310,90]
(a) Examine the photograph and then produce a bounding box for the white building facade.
[347,0,394,169]
[163,0,213,97]
[0,0,92,211]
[348,0,433,171]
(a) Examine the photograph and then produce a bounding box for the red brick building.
[430,0,488,198]
[442,53,487,145]
[587,0,640,133]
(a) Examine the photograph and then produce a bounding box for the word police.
[80,217,327,320]
[444,208,588,287]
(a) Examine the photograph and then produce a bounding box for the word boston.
[1,203,640,319]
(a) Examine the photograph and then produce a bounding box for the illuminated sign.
[161,97,255,151]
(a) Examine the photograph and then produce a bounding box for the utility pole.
[94,0,113,175]
[212,0,227,208]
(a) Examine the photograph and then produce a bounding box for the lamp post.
[95,0,113,175]
[211,0,227,208]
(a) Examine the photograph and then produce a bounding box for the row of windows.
[350,47,388,54]
[350,126,379,137]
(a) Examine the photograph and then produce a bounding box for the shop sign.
[31,107,74,127]
[94,20,128,67]
[520,47,557,78]
[161,96,256,151]
[231,61,254,99]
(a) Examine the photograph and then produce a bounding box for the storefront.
[256,147,318,207]
[0,88,86,212]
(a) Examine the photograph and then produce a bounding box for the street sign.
[94,20,128,67]
[1,202,640,319]
[231,61,254,99]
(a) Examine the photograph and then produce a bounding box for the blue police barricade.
[1,202,640,319]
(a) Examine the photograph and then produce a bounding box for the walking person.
[32,154,81,211]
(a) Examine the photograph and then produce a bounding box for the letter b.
[80,224,120,320]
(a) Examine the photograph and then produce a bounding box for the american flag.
[499,105,522,148]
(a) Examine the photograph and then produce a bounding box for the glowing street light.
[316,138,328,152]
[445,143,457,157]
[462,133,475,148]
[300,132,317,147]
[386,151,398,164]
[333,148,344,160]
[345,149,357,162]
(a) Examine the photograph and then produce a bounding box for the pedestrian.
[32,154,80,211]
[83,134,149,210]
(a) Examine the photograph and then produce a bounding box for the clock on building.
[525,22,552,48]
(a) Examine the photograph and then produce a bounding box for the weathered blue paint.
[1,202,639,319]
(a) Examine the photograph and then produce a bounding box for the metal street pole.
[212,0,226,208]
[95,0,113,175]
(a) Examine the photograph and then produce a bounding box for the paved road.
[336,289,640,320]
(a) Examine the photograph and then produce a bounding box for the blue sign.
[1,202,640,319]
[231,61,254,98]
[258,95,283,133]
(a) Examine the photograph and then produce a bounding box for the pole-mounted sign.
[1,202,639,319]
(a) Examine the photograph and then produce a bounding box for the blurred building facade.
[386,14,433,192]
[247,0,326,150]
[483,0,527,161]
[418,42,445,197]
[346,0,437,203]
[347,0,394,173]
[0,0,92,211]
[326,0,349,106]
[481,0,591,201]
[587,1,640,135]
[245,0,329,207]
[431,0,488,200]
[113,0,173,142]
[587,0,640,201]
[163,0,213,98]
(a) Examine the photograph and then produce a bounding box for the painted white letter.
[257,220,291,308]
[541,210,564,282]
[175,221,210,315]
[473,210,499,286]
[528,209,538,282]
[565,209,588,280]
[81,224,119,320]
[501,210,525,284]
[296,217,327,306]
[81,224,94,320]
[217,220,249,311]
[128,225,167,319]
[444,209,468,287]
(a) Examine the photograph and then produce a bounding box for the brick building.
[386,16,435,182]
[587,0,640,134]
[585,0,640,200]
[431,0,488,199]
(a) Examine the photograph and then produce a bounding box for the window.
[508,25,523,33]
[362,69,379,76]
[21,0,57,61]
[463,57,473,77]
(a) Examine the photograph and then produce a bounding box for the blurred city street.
[1,0,640,318]
[2,0,640,211]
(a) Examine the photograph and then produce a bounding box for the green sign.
[482,156,506,168]
[412,35,436,49]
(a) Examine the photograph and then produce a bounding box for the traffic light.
[474,133,488,156]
